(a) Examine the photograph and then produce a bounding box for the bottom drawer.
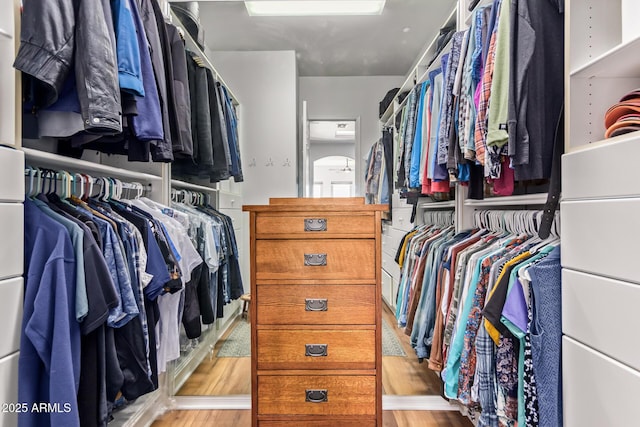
[0,352,19,427]
[259,420,376,427]
[257,375,376,416]
[563,337,640,427]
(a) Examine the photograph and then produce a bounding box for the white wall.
[209,50,299,205]
[299,75,404,195]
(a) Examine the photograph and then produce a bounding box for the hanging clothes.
[20,173,245,427]
[392,211,561,427]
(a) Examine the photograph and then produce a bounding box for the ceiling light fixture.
[244,0,386,17]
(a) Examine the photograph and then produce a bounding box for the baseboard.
[170,395,252,410]
[167,394,458,412]
[382,395,459,411]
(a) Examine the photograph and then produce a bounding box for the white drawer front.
[218,192,241,210]
[0,147,24,201]
[382,269,393,308]
[382,227,405,257]
[563,269,640,371]
[392,207,413,232]
[0,277,22,358]
[0,352,19,427]
[563,135,640,200]
[561,199,640,284]
[382,252,401,283]
[0,203,23,280]
[563,337,640,427]
[219,208,243,232]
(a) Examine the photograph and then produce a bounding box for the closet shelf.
[571,34,640,78]
[23,147,163,183]
[171,179,219,193]
[464,193,548,207]
[170,10,240,106]
[418,199,455,209]
[379,5,458,125]
[464,0,494,26]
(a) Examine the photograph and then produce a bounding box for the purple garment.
[502,278,528,332]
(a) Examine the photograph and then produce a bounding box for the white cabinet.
[563,1,640,422]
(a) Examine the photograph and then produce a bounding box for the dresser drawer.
[257,329,375,370]
[257,375,376,416]
[259,420,375,427]
[256,285,375,325]
[256,213,375,238]
[255,240,375,281]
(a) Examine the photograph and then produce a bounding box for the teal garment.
[32,198,89,322]
[443,245,507,398]
[410,82,429,188]
[500,245,555,427]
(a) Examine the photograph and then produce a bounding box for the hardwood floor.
[381,303,443,396]
[177,303,443,396]
[176,317,251,395]
[151,410,473,427]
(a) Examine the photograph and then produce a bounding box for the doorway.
[302,117,359,197]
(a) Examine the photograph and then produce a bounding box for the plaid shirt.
[474,0,502,166]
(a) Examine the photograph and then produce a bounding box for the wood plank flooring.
[151,410,473,427]
[177,304,443,396]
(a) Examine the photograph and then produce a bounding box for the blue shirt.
[21,199,81,427]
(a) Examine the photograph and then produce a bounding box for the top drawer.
[256,239,376,281]
[255,212,375,238]
[218,191,242,210]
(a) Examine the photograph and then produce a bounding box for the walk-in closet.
[1,0,638,426]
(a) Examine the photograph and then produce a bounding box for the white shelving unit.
[563,1,640,425]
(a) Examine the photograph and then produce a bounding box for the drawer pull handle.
[305,389,328,403]
[305,344,328,357]
[305,298,328,311]
[304,253,327,266]
[304,218,327,232]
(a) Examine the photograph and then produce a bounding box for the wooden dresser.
[243,198,386,427]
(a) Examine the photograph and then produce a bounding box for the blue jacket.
[128,0,164,142]
[112,0,145,97]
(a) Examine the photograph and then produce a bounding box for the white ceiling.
[191,0,457,76]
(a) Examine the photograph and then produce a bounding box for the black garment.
[78,326,108,427]
[467,162,486,200]
[105,327,123,405]
[182,263,203,339]
[482,253,533,338]
[207,69,232,182]
[166,23,194,158]
[382,128,394,208]
[177,52,213,175]
[508,0,564,180]
[14,0,122,133]
[139,0,173,162]
[198,263,215,324]
[145,297,160,389]
[114,318,155,400]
